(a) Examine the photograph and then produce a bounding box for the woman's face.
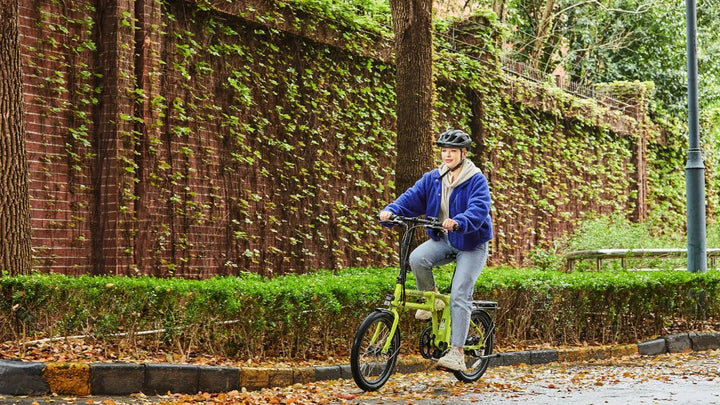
[441,147,464,168]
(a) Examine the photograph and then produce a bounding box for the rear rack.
[472,300,498,310]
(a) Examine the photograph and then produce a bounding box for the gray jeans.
[409,236,489,348]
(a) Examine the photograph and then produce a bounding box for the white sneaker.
[437,348,466,371]
[415,298,445,320]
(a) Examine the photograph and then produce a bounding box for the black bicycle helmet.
[435,129,471,149]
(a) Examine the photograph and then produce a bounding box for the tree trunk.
[492,0,507,22]
[0,0,33,275]
[529,0,555,70]
[389,0,435,195]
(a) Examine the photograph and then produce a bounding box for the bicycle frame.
[381,285,452,353]
[376,216,467,355]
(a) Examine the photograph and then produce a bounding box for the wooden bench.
[564,248,720,272]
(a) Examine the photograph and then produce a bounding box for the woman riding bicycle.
[378,129,493,371]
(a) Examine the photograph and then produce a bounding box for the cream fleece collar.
[438,160,482,222]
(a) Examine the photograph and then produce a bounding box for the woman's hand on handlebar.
[378,210,393,221]
[442,218,459,231]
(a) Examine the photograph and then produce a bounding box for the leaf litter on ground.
[3,336,720,404]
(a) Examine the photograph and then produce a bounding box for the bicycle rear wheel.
[454,309,494,383]
[350,310,400,391]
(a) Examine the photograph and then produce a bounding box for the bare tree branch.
[554,0,654,19]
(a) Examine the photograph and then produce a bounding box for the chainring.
[419,326,448,359]
[419,326,434,359]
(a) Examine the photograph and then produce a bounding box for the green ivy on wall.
[21,0,715,276]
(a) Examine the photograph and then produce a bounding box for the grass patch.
[529,214,720,271]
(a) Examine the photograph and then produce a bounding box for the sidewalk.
[1,332,719,396]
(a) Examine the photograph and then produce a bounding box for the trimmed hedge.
[1,268,719,360]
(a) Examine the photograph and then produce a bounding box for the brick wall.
[18,0,656,276]
[20,0,97,274]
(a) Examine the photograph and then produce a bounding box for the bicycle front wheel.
[350,310,400,391]
[454,309,494,383]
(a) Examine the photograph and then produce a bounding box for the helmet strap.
[439,158,465,179]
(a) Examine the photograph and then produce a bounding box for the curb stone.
[0,359,49,396]
[530,349,559,364]
[91,362,145,395]
[665,333,693,353]
[637,338,667,356]
[689,332,719,351]
[42,362,91,396]
[144,363,199,394]
[1,332,719,397]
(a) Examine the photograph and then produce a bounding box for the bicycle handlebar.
[380,215,458,232]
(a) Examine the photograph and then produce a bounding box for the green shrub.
[1,267,719,360]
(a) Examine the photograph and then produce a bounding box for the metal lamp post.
[685,0,707,273]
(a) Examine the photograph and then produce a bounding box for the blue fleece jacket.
[383,168,493,251]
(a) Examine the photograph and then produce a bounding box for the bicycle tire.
[350,310,401,391]
[453,309,494,383]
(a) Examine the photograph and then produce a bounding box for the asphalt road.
[353,349,720,404]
